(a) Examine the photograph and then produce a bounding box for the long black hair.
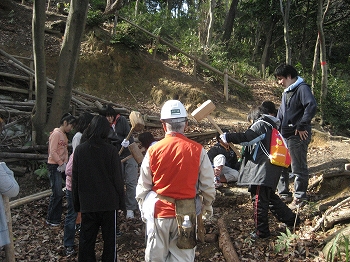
[60,113,76,125]
[85,115,110,141]
[75,112,94,133]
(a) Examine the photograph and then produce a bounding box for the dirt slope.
[1,1,350,262]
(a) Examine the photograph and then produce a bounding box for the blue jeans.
[63,190,77,247]
[47,164,64,224]
[277,135,311,199]
[122,157,138,211]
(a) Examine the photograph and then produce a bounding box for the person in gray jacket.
[0,162,19,247]
[220,106,299,239]
[274,64,317,210]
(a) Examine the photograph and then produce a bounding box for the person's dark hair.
[75,112,94,133]
[216,128,229,141]
[60,113,76,125]
[100,104,117,119]
[259,101,277,116]
[247,107,263,123]
[274,63,298,79]
[138,132,156,149]
[85,115,110,141]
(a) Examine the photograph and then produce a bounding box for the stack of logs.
[0,48,217,171]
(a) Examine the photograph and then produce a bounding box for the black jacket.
[72,138,125,213]
[225,115,284,189]
[207,143,239,170]
[108,115,135,158]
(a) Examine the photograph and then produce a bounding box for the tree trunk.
[222,0,238,43]
[311,36,319,93]
[279,0,291,64]
[260,17,276,78]
[32,0,48,145]
[317,0,329,126]
[47,0,89,133]
[205,0,216,48]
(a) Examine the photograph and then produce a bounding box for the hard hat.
[160,100,187,123]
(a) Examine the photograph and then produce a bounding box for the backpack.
[260,124,291,168]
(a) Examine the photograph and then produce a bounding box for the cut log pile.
[0,48,216,162]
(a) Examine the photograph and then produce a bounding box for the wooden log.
[0,100,35,106]
[0,85,29,94]
[217,217,240,262]
[3,195,15,262]
[0,71,30,81]
[0,152,48,160]
[10,189,51,209]
[324,208,350,230]
[3,145,48,153]
[0,108,31,115]
[322,225,350,260]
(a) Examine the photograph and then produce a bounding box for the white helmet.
[160,100,187,123]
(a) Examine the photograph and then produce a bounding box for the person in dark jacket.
[207,130,240,186]
[100,104,138,219]
[274,64,317,210]
[220,106,299,239]
[207,129,240,170]
[72,115,125,261]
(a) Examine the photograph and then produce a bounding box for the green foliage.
[89,0,106,11]
[274,227,299,253]
[327,233,350,262]
[86,10,105,28]
[34,163,48,180]
[111,22,140,48]
[322,74,350,135]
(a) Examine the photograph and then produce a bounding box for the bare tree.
[316,0,329,125]
[222,0,239,43]
[31,0,48,145]
[46,0,89,133]
[279,0,291,64]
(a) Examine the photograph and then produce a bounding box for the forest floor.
[1,1,350,261]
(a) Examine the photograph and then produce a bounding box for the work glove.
[57,163,67,173]
[121,139,130,148]
[201,205,213,220]
[219,133,228,144]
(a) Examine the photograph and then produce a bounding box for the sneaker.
[126,210,134,219]
[116,230,123,238]
[65,246,75,256]
[75,224,81,233]
[280,195,293,204]
[250,231,270,239]
[214,182,223,189]
[46,220,60,227]
[288,198,306,210]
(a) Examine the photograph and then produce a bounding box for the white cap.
[213,154,226,167]
[160,100,187,123]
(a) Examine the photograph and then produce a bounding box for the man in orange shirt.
[136,100,215,262]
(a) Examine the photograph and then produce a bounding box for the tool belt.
[175,198,197,249]
[157,195,197,249]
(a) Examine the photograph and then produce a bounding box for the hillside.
[1,1,350,262]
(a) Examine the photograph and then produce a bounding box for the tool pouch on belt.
[175,198,197,249]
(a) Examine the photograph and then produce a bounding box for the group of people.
[45,105,139,259]
[42,63,316,261]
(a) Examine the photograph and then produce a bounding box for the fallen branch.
[10,189,51,209]
[310,196,350,232]
[217,217,240,262]
[0,152,48,160]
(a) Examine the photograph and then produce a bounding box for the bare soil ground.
[1,1,350,261]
